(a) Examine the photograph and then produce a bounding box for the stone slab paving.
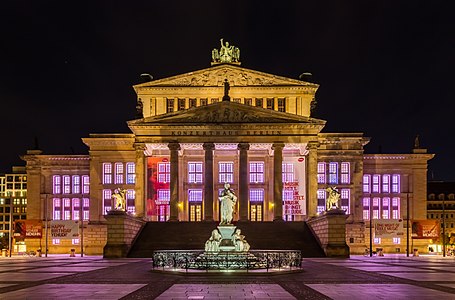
[0,283,147,299]
[156,284,296,300]
[307,284,455,300]
[0,255,455,299]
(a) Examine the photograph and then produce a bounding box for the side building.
[20,46,434,255]
[0,166,28,251]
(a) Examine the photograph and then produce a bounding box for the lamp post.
[442,197,446,257]
[406,193,409,257]
[45,194,48,257]
[369,195,373,257]
[8,195,12,257]
[80,193,84,257]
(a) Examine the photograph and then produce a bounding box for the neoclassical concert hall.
[22,42,434,256]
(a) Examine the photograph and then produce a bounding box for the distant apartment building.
[427,181,455,242]
[0,166,27,249]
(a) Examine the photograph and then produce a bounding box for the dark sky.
[1,1,453,180]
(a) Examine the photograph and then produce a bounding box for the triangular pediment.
[133,64,318,89]
[128,101,325,125]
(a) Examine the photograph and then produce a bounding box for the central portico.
[128,99,325,223]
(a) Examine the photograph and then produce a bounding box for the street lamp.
[442,197,446,257]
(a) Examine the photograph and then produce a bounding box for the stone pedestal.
[217,225,236,252]
[103,210,145,258]
[307,209,350,257]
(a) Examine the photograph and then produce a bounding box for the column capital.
[237,142,250,151]
[168,142,181,151]
[306,141,319,150]
[203,142,215,151]
[272,142,285,150]
[134,143,146,151]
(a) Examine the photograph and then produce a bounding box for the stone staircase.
[127,221,325,258]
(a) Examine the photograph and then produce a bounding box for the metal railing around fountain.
[152,250,302,272]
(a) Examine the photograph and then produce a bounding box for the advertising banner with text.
[283,156,306,216]
[374,219,404,238]
[412,220,440,239]
[50,220,79,239]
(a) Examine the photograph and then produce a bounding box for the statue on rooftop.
[212,39,240,64]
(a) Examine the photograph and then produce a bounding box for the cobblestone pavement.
[1,254,455,299]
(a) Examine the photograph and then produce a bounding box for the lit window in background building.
[126,163,136,184]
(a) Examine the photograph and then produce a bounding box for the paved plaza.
[0,254,455,299]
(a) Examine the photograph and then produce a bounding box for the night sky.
[1,1,453,180]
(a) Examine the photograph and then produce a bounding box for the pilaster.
[238,142,250,221]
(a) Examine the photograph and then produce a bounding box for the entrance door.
[250,203,263,221]
[157,204,169,222]
[189,203,202,222]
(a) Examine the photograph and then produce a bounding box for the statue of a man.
[219,183,237,225]
[205,229,222,252]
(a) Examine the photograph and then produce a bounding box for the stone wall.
[103,211,146,258]
[307,210,349,257]
[346,222,366,254]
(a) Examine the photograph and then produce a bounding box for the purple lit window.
[115,163,124,184]
[126,163,136,184]
[392,175,400,193]
[382,197,390,219]
[103,163,112,184]
[363,175,371,193]
[317,189,326,213]
[382,175,390,193]
[53,175,61,194]
[341,189,350,213]
[392,197,400,219]
[63,176,71,194]
[157,189,170,202]
[188,189,203,202]
[72,175,80,194]
[53,198,61,220]
[83,198,89,220]
[328,162,338,184]
[72,198,80,220]
[282,163,294,183]
[249,188,264,202]
[372,197,380,219]
[317,163,326,184]
[127,189,135,213]
[363,197,370,220]
[82,175,90,194]
[103,189,112,215]
[372,175,380,193]
[249,162,264,183]
[63,198,71,220]
[158,163,170,183]
[188,162,203,183]
[219,162,234,183]
[340,162,350,184]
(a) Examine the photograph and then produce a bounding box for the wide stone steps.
[127,221,325,258]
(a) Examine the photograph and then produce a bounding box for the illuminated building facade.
[21,50,434,255]
[0,167,27,250]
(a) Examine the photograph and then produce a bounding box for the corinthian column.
[306,141,319,218]
[203,142,215,221]
[272,142,285,221]
[238,142,250,221]
[134,143,146,218]
[168,142,180,221]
